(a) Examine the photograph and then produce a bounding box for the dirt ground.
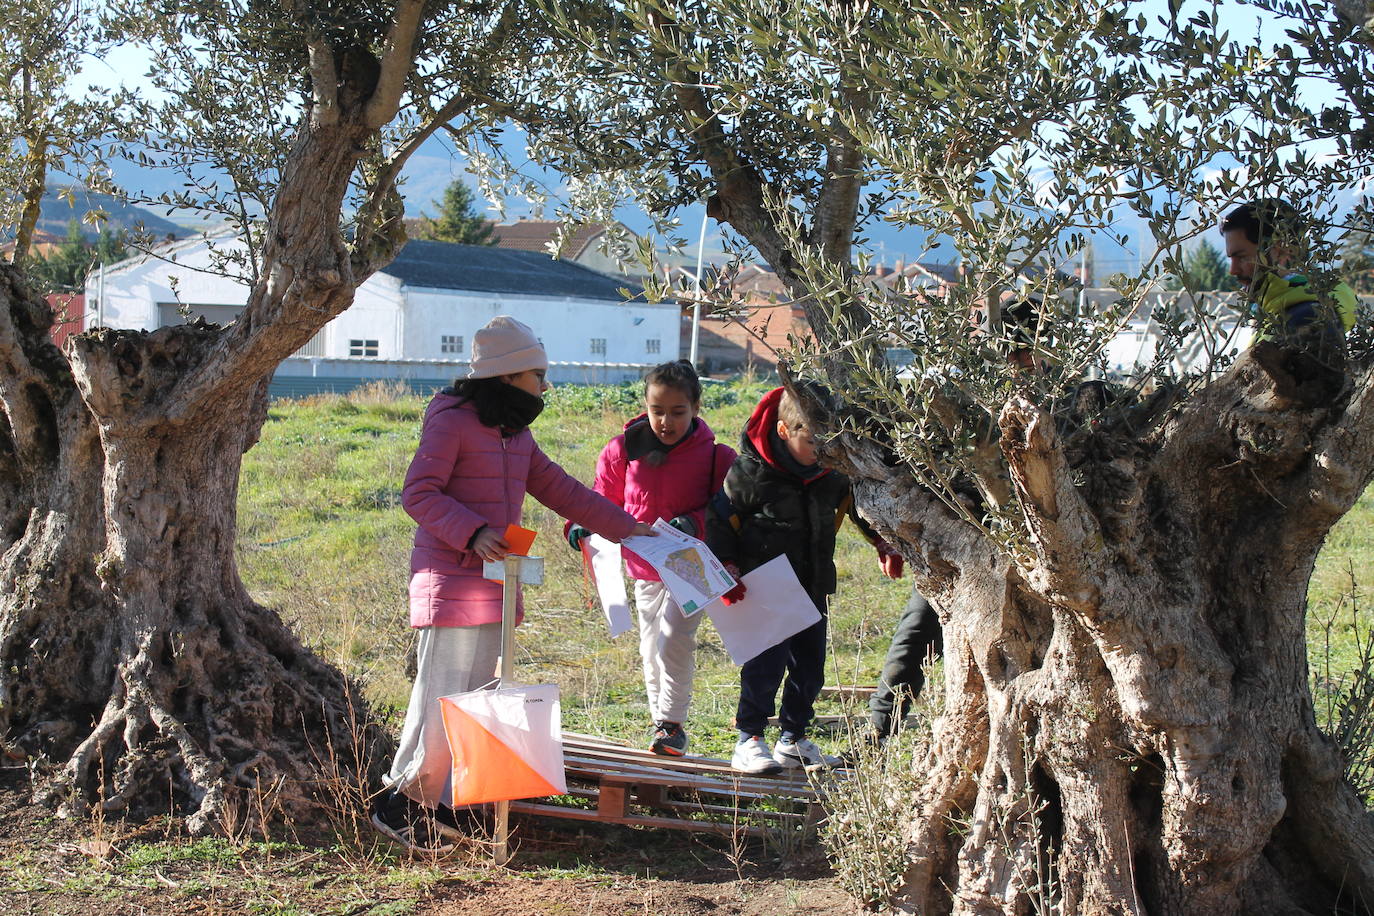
[0,768,862,915]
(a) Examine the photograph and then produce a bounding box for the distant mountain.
[29,187,184,242]
[91,139,1374,276]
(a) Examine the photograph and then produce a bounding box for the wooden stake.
[494,554,520,867]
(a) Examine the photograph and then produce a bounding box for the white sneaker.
[773,735,841,770]
[731,736,784,775]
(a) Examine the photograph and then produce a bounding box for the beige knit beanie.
[467,316,549,379]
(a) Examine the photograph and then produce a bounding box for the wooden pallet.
[508,732,827,838]
[819,684,878,701]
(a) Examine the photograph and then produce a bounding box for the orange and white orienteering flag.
[439,683,568,806]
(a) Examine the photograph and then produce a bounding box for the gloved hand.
[878,548,904,580]
[721,563,747,605]
[566,525,591,551]
[667,514,698,537]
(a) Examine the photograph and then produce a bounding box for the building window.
[645,338,661,355]
[349,339,379,357]
[590,337,607,356]
[441,334,463,354]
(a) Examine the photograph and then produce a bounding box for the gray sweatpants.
[385,623,502,808]
[634,579,702,725]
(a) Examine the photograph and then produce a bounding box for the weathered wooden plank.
[562,746,819,796]
[562,757,818,803]
[819,685,878,699]
[508,801,773,838]
[505,731,834,840]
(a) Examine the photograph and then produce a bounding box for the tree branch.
[354,92,478,258]
[646,11,792,270]
[1306,360,1374,526]
[306,37,339,127]
[999,395,1107,613]
[393,93,477,188]
[365,0,427,128]
[834,431,989,598]
[809,83,866,264]
[1281,721,1374,908]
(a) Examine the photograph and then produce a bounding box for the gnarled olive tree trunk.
[685,101,1374,906]
[0,72,406,832]
[832,345,1374,915]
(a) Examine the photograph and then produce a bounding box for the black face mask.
[450,377,546,431]
[488,383,545,431]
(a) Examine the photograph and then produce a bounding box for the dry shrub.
[818,724,928,910]
[348,379,414,406]
[1314,568,1374,804]
[818,673,940,910]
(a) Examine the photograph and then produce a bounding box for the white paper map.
[620,518,737,615]
[702,555,822,664]
[584,535,634,637]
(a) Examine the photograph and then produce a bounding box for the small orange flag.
[503,524,537,556]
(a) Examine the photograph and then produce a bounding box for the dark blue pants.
[735,595,828,738]
[869,588,942,736]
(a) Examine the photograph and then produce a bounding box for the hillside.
[25,187,183,242]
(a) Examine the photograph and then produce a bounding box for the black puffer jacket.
[706,387,854,598]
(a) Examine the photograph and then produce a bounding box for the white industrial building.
[84,234,678,395]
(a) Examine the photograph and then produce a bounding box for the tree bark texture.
[828,345,1374,915]
[0,99,402,831]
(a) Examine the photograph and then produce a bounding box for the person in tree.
[708,385,895,774]
[1220,199,1358,372]
[372,316,654,854]
[565,359,736,757]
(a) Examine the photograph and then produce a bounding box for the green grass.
[236,378,1374,762]
[1,834,444,913]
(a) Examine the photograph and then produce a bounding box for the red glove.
[876,542,904,579]
[722,564,747,605]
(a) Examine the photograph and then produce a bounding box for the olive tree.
[535,0,1374,912]
[0,0,545,831]
[0,1,130,263]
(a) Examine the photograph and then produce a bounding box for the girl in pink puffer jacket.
[373,316,652,854]
[566,360,735,758]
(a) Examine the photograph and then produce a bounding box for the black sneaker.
[370,791,456,855]
[837,729,885,769]
[651,722,689,757]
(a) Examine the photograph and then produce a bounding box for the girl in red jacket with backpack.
[567,360,735,757]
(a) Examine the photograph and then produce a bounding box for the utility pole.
[689,207,708,367]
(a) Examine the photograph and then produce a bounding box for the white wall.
[1103,320,1253,377]
[330,273,404,359]
[83,236,406,360]
[402,288,679,366]
[85,237,679,368]
[84,237,253,333]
